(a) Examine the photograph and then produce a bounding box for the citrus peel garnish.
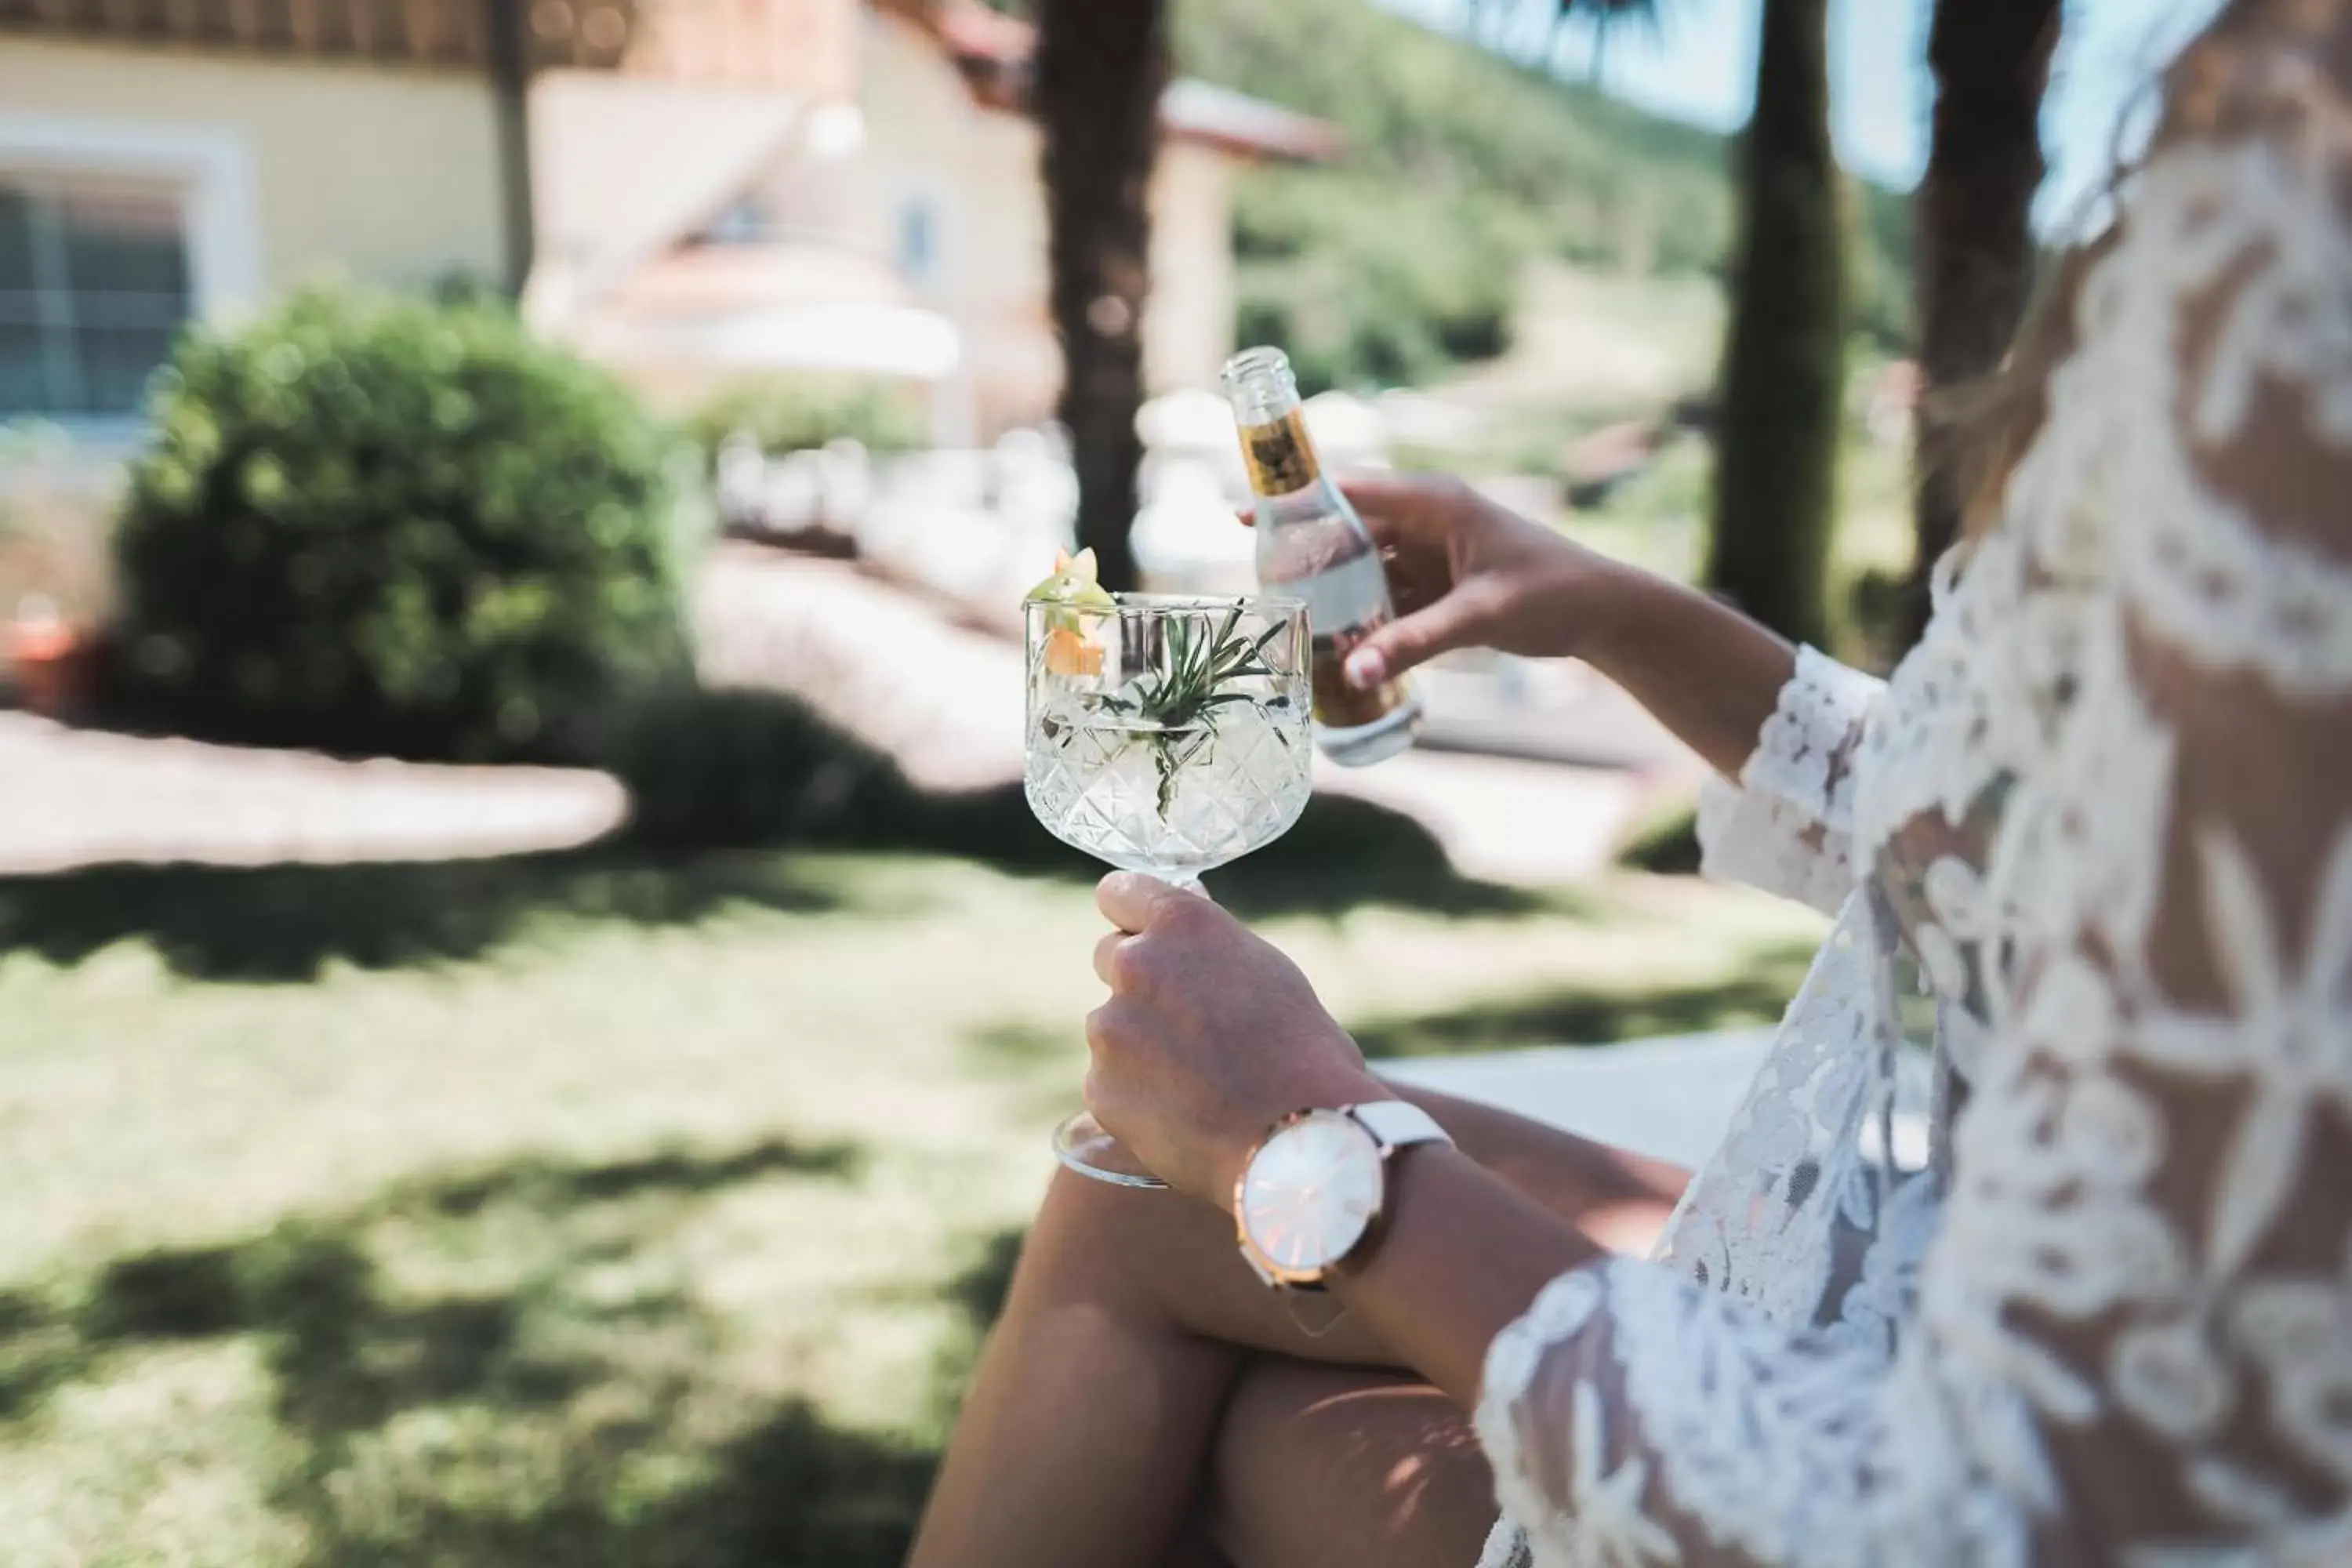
[1043,626,1103,677]
[1026,547,1114,673]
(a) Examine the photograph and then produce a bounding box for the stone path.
[0,714,626,876]
[695,547,1025,793]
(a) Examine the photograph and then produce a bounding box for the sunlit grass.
[0,849,1819,1566]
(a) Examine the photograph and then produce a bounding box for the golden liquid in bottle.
[1238,412,1414,732]
[1239,408,1320,496]
[1227,347,1421,766]
[1308,619,1412,730]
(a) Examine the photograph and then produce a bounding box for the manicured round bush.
[115,287,692,757]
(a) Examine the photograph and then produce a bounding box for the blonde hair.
[1936,236,2111,543]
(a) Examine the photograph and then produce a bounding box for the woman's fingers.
[1334,468,1422,511]
[1345,590,1486,688]
[1335,471,1423,548]
[1095,872,1163,934]
[1097,870,1192,935]
[1092,927,1131,989]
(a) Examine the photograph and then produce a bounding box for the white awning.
[601,303,961,383]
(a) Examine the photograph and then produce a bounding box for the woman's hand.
[1085,873,1386,1207]
[1333,471,1629,692]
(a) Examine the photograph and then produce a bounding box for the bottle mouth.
[1219,346,1292,389]
[1221,346,1298,424]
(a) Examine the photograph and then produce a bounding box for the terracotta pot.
[6,614,98,718]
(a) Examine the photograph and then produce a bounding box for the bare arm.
[1330,1143,1597,1409]
[1576,563,1799,782]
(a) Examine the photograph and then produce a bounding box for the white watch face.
[1239,1111,1381,1274]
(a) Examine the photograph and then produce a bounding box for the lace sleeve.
[1696,647,1884,916]
[1475,63,2352,1566]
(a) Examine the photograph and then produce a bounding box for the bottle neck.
[1236,405,1324,498]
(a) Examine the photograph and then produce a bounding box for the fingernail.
[1345,646,1387,689]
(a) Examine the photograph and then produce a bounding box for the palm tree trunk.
[1704,0,1842,649]
[486,0,534,296]
[1036,0,1168,594]
[1900,0,2060,648]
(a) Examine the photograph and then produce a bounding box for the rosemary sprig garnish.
[1099,604,1293,817]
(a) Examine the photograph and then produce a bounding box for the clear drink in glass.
[1022,592,1313,1186]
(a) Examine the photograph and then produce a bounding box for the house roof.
[899,0,1341,164]
[1159,80,1341,164]
[931,0,1033,66]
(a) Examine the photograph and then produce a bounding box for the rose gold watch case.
[1230,1105,1397,1292]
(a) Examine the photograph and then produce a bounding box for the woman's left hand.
[1086,873,1387,1206]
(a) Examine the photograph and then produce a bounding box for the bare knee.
[1012,1166,1223,1322]
[1207,1359,1497,1568]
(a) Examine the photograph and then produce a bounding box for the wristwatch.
[1232,1101,1454,1291]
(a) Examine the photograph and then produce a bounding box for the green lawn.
[0,848,1820,1566]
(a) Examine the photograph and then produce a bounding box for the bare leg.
[906,1085,1684,1568]
[1207,1359,1498,1568]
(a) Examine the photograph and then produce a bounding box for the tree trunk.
[1036,0,1168,594]
[486,0,534,296]
[1900,0,2060,648]
[1704,0,1842,650]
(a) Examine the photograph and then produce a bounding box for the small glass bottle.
[1220,347,1422,766]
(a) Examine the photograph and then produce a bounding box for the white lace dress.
[1473,53,2352,1568]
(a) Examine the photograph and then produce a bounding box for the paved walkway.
[0,714,626,876]
[695,546,1025,793]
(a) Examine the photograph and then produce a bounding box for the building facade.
[0,0,1332,443]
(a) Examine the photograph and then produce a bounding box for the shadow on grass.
[35,1130,862,1353]
[9,680,1548,982]
[0,849,873,982]
[0,1128,1021,1567]
[919,782,1540,920]
[965,1020,1071,1065]
[0,1287,85,1420]
[77,1225,585,1454]
[1351,941,1818,1059]
[938,1226,1026,1334]
[575,684,1543,920]
[418,1135,862,1217]
[0,789,1528,987]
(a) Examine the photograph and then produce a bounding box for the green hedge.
[1233,170,1520,395]
[1616,798,1702,875]
[114,287,692,759]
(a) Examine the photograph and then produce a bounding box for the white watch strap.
[1348,1100,1451,1153]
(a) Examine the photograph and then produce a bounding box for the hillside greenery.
[1176,0,1912,392]
[993,0,1913,394]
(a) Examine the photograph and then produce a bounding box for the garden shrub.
[114,285,691,758]
[1616,797,1703,876]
